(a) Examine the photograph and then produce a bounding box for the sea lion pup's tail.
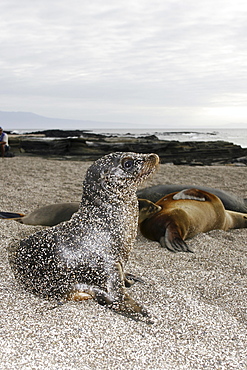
[0,211,25,221]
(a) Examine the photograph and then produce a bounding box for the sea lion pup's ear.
[173,189,206,202]
[138,199,161,224]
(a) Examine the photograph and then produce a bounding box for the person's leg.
[0,144,5,157]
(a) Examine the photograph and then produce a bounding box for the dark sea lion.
[9,152,159,319]
[139,188,247,253]
[2,184,245,227]
[4,183,244,229]
[137,184,247,213]
[0,200,160,227]
[0,203,80,226]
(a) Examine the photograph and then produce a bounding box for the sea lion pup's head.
[83,152,159,199]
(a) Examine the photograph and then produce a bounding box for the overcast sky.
[1,0,247,129]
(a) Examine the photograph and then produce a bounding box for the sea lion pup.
[139,188,247,253]
[0,200,160,227]
[137,184,247,213]
[9,152,159,319]
[0,203,80,226]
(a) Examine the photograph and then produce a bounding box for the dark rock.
[232,156,247,165]
[138,135,159,141]
[8,132,247,165]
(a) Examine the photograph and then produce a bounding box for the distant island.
[0,111,137,130]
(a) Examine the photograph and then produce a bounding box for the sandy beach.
[1,156,246,370]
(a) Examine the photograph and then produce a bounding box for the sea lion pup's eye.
[121,157,134,170]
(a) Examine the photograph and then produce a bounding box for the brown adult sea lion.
[139,188,247,253]
[9,152,159,319]
[137,184,247,213]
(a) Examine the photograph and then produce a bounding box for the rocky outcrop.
[8,131,247,165]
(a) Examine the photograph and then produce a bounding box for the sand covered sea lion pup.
[9,152,159,319]
[139,188,247,253]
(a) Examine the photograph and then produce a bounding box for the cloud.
[0,0,247,127]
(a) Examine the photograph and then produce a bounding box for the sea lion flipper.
[124,272,145,287]
[159,226,193,253]
[0,211,25,220]
[107,262,150,318]
[69,263,148,317]
[68,284,114,305]
[121,293,150,319]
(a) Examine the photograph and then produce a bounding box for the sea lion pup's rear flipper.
[124,272,145,287]
[160,224,193,253]
[68,284,114,305]
[69,263,149,320]
[0,211,25,221]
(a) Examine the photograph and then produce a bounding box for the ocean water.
[93,128,247,148]
[10,128,247,148]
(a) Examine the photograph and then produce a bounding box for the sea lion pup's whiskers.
[9,152,159,320]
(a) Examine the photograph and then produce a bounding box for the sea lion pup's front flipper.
[160,222,193,253]
[124,272,145,287]
[69,263,149,320]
